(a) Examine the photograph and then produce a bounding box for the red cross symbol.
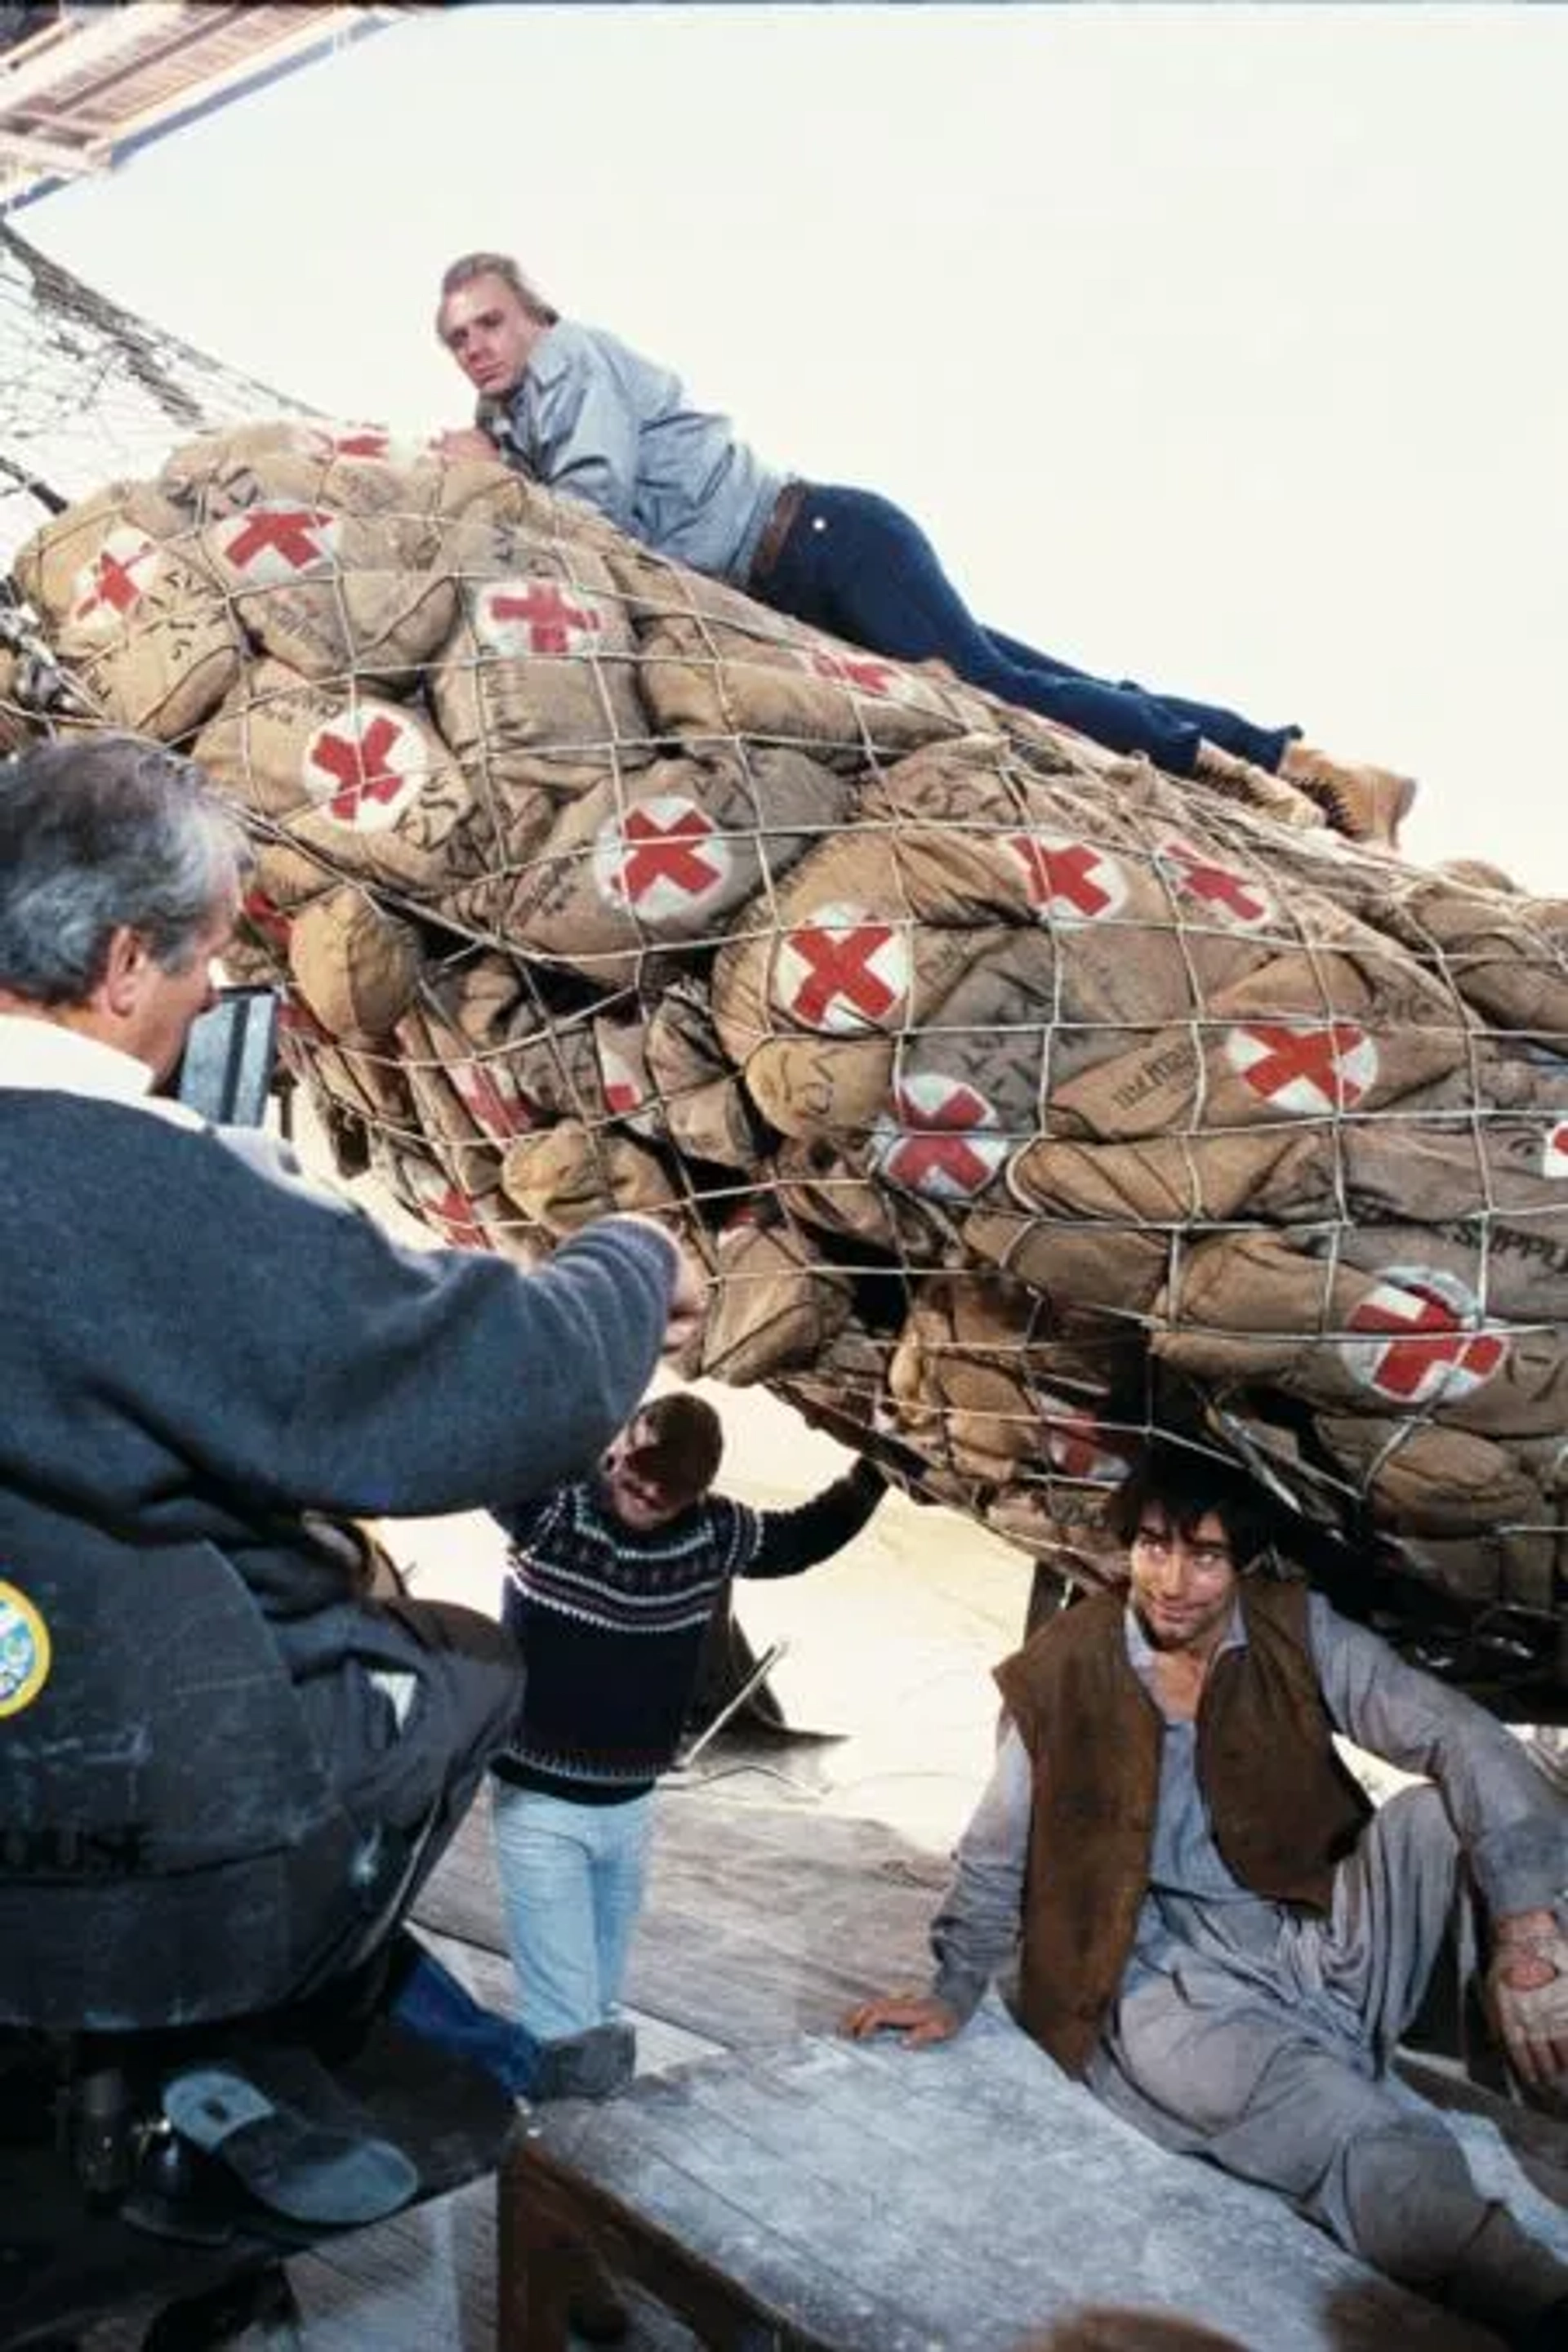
[480,578,604,657]
[594,796,730,924]
[216,506,337,579]
[597,1037,644,1119]
[875,1075,1008,1200]
[410,1167,490,1250]
[1544,1122,1568,1179]
[1226,1020,1377,1116]
[450,1060,533,1139]
[70,530,160,629]
[324,428,391,459]
[240,888,292,955]
[806,647,902,698]
[1344,1273,1508,1403]
[774,902,911,1033]
[1158,837,1271,927]
[304,710,419,828]
[1039,1396,1129,1485]
[1006,832,1125,924]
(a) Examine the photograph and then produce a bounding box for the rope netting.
[3,234,1566,1706]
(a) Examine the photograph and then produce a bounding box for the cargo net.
[0,220,314,559]
[4,242,1567,1708]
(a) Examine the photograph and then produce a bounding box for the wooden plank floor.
[516,2022,1513,2352]
[60,1762,1568,2352]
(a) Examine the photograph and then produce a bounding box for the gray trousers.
[1089,1786,1568,2332]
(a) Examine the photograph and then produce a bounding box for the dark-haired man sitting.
[490,1393,887,2070]
[846,1446,1568,2349]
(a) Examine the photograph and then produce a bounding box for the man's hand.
[841,1992,960,2048]
[1488,1908,1568,2089]
[432,426,501,463]
[608,1214,706,1358]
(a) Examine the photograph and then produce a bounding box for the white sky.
[25,2,1568,883]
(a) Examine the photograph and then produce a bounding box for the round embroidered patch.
[0,1578,51,1718]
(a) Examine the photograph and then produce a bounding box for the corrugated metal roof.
[0,2,438,210]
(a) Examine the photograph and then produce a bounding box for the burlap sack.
[192,491,457,689]
[859,750,1278,1017]
[871,932,1138,1209]
[644,980,769,1169]
[593,1013,665,1141]
[428,509,650,806]
[286,884,423,1040]
[377,1138,537,1259]
[608,544,995,765]
[162,422,340,501]
[1312,1411,1540,1539]
[276,998,418,1140]
[395,989,546,1183]
[964,1205,1172,1321]
[688,1219,854,1386]
[499,1120,678,1233]
[1009,1126,1298,1230]
[492,746,847,987]
[14,481,243,738]
[982,1484,1128,1583]
[1381,870,1568,1040]
[413,951,617,1136]
[887,1274,1056,1484]
[1329,1218,1568,1326]
[734,1034,898,1143]
[167,432,452,564]
[394,997,513,1200]
[773,1133,951,1261]
[1392,1523,1557,1617]
[193,662,483,899]
[712,829,986,1059]
[1050,942,1467,1146]
[1157,1231,1568,1441]
[774,1321,891,1441]
[1250,1122,1526,1228]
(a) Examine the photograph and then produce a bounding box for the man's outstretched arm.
[742,1458,889,1579]
[844,1721,1031,2047]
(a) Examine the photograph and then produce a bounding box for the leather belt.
[748,478,808,588]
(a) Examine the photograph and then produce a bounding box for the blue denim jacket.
[482,318,784,586]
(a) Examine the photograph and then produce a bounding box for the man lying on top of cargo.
[432,249,1412,850]
[844,1443,1568,2351]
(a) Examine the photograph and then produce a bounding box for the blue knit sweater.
[493,1459,887,1801]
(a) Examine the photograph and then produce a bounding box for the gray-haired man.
[0,733,700,2038]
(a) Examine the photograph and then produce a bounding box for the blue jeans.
[760,483,1297,779]
[491,1781,653,2042]
[386,1936,546,2098]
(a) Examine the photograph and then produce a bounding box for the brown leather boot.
[1278,742,1416,849]
[1191,739,1322,830]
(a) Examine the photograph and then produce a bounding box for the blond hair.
[435,252,559,341]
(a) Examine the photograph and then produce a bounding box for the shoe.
[1191,738,1322,830]
[1279,742,1417,849]
[161,2052,419,2227]
[532,2021,636,2103]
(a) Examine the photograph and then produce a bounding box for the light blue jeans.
[491,1780,654,2042]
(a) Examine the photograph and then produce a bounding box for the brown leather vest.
[993,1580,1371,2078]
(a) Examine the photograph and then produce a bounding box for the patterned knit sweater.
[492,1459,886,1802]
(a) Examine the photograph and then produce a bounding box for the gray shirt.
[485,319,785,585]
[930,1590,1568,2031]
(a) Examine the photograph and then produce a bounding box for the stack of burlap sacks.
[16,419,1568,1644]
